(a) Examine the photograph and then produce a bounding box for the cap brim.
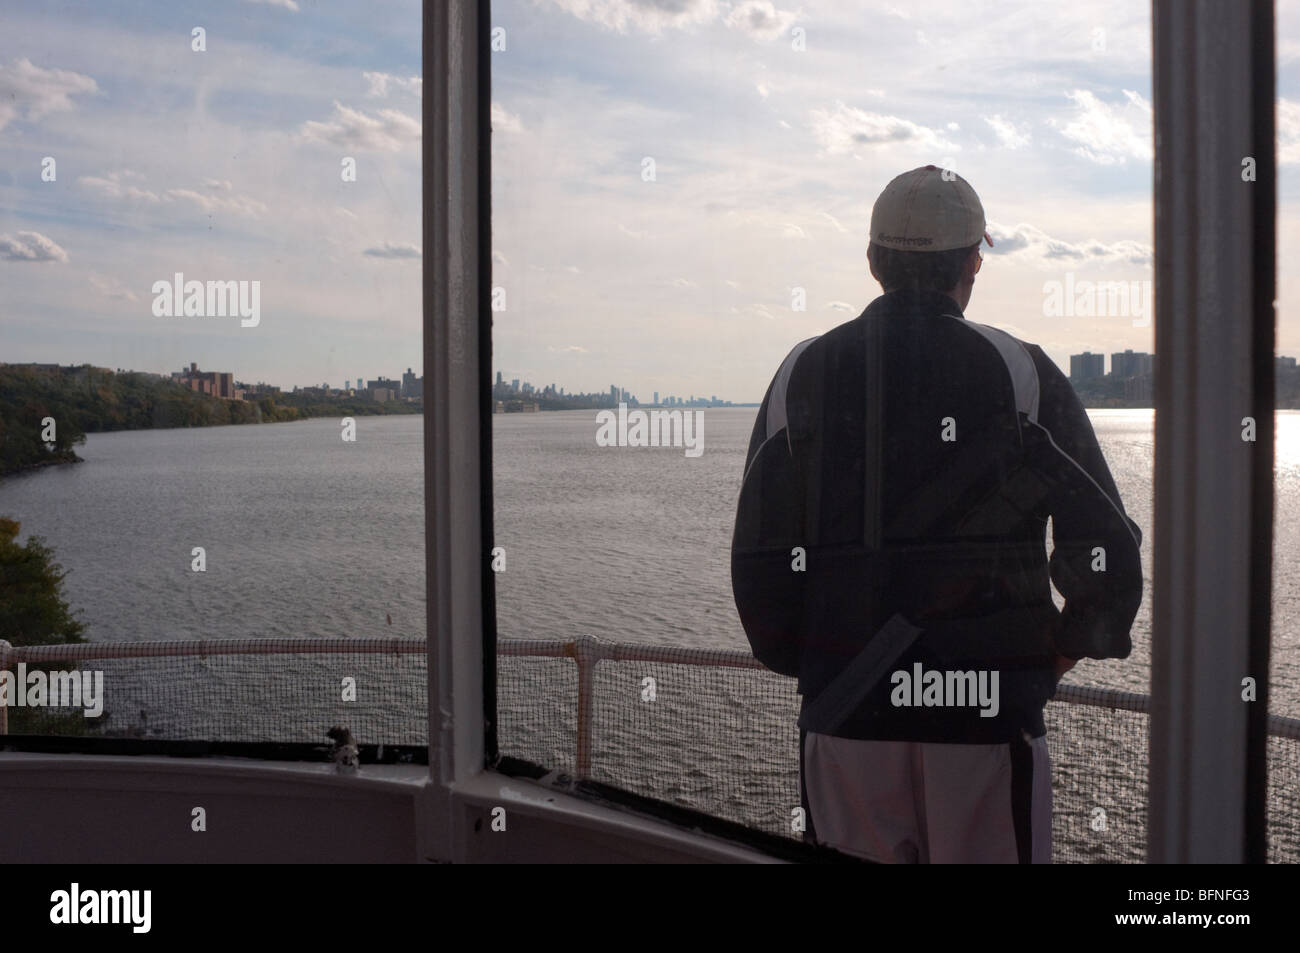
[983,230,994,248]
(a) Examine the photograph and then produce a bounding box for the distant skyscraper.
[497,371,503,386]
[610,385,618,403]
[1110,349,1151,379]
[1069,352,1105,380]
[345,380,350,390]
[653,391,659,405]
[511,378,520,392]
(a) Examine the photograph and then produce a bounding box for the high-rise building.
[1069,352,1105,380]
[511,378,520,393]
[402,367,417,398]
[610,385,618,404]
[653,391,659,405]
[1111,349,1152,379]
[497,371,503,386]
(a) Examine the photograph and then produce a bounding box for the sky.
[2,0,1300,401]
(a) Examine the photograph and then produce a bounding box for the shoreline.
[0,453,83,480]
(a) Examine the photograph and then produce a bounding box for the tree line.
[0,364,418,476]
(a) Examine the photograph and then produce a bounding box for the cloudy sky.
[3,0,1300,401]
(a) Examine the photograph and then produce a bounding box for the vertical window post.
[425,0,490,839]
[1150,0,1275,863]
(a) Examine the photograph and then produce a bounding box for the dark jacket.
[731,288,1143,743]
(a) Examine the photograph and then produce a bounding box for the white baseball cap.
[869,165,994,252]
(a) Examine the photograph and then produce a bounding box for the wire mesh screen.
[5,636,1297,861]
[496,655,579,777]
[0,641,427,746]
[1269,735,1300,864]
[1045,699,1147,863]
[588,662,800,837]
[493,642,1300,863]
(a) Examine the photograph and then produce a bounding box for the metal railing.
[2,634,1298,857]
[8,634,1295,744]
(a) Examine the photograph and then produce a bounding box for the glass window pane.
[491,0,1159,860]
[0,1,425,751]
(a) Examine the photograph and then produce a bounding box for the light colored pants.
[802,731,1052,863]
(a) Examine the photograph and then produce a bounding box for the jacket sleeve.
[1027,345,1144,660]
[730,348,811,677]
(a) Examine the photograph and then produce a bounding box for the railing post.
[0,640,11,735]
[573,635,602,780]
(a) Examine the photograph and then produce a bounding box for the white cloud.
[725,1,799,42]
[78,172,161,203]
[544,0,718,34]
[986,221,1151,267]
[0,58,97,131]
[984,114,1031,149]
[819,211,848,233]
[80,171,263,215]
[827,300,855,311]
[299,101,420,152]
[491,102,524,134]
[364,242,422,259]
[810,100,957,155]
[245,0,300,11]
[1279,98,1300,165]
[363,71,421,98]
[88,273,139,302]
[672,277,696,287]
[164,188,268,217]
[1050,89,1152,165]
[782,223,807,239]
[0,231,69,263]
[547,344,589,353]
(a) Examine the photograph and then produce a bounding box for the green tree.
[0,517,89,735]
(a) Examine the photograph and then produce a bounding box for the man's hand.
[1054,653,1077,682]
